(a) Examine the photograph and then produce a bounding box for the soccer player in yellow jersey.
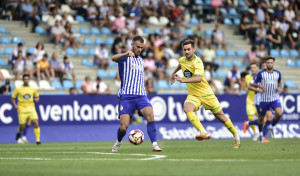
[11,74,41,145]
[244,63,260,141]
[171,39,240,148]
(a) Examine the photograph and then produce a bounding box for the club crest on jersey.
[184,69,193,78]
[23,94,30,100]
[120,105,123,111]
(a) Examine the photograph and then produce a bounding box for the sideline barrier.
[0,94,299,143]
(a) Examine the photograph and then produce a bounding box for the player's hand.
[175,74,183,83]
[259,85,266,91]
[126,51,135,57]
[14,105,19,110]
[170,74,177,85]
[276,87,281,93]
[257,89,263,93]
[34,97,39,103]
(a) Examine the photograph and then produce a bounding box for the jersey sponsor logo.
[184,69,193,78]
[23,94,31,100]
[131,64,143,71]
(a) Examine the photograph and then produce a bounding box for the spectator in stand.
[224,65,242,94]
[51,20,68,51]
[33,42,46,64]
[160,0,175,17]
[25,53,35,79]
[204,64,219,95]
[126,13,138,31]
[156,56,169,81]
[5,0,18,20]
[144,52,156,75]
[81,76,95,94]
[111,33,128,54]
[10,43,26,64]
[248,14,259,42]
[280,0,289,9]
[255,22,267,45]
[256,2,265,23]
[143,34,156,56]
[59,56,76,85]
[212,23,227,49]
[244,46,258,65]
[36,53,53,80]
[87,1,99,26]
[94,43,109,70]
[170,21,183,53]
[50,52,60,78]
[256,43,266,61]
[211,0,223,23]
[126,31,134,50]
[69,87,77,95]
[21,0,39,32]
[128,0,141,22]
[111,12,126,33]
[144,67,155,94]
[286,22,300,50]
[93,76,110,94]
[64,21,79,49]
[282,85,289,94]
[47,8,62,29]
[0,80,11,95]
[161,23,172,45]
[274,3,284,20]
[37,0,48,18]
[284,5,295,22]
[140,0,158,24]
[61,12,73,26]
[98,0,111,29]
[202,43,219,71]
[72,0,86,16]
[293,15,300,30]
[193,24,206,49]
[240,15,251,39]
[266,23,282,51]
[170,2,185,26]
[280,16,290,39]
[12,51,27,80]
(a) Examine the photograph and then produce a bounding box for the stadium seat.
[296,60,300,67]
[95,37,104,45]
[83,37,94,45]
[4,47,13,55]
[101,27,112,35]
[223,18,232,25]
[29,80,39,89]
[154,28,160,35]
[35,26,48,35]
[285,80,298,89]
[0,26,11,34]
[75,15,88,23]
[143,28,153,35]
[0,58,9,67]
[97,69,108,78]
[56,92,65,95]
[159,16,169,25]
[51,80,64,90]
[75,80,83,89]
[222,59,233,67]
[0,69,14,79]
[185,28,193,36]
[81,59,96,67]
[226,50,236,57]
[195,0,203,5]
[108,69,117,78]
[214,59,221,65]
[290,49,299,58]
[14,80,23,88]
[66,48,76,56]
[109,60,118,67]
[63,80,74,89]
[216,69,227,79]
[204,29,213,37]
[72,27,78,33]
[228,8,238,18]
[233,18,241,26]
[105,37,114,45]
[11,36,22,44]
[27,47,35,54]
[270,49,280,57]
[232,59,244,68]
[89,48,95,56]
[77,48,88,56]
[157,80,169,89]
[80,27,90,35]
[0,36,11,44]
[280,49,289,58]
[171,82,180,89]
[39,80,54,90]
[0,49,3,55]
[43,92,52,95]
[149,16,159,25]
[236,49,246,57]
[189,17,199,25]
[286,59,296,67]
[90,27,100,35]
[216,49,226,57]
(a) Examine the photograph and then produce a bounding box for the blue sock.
[258,124,263,133]
[263,121,271,137]
[117,128,126,142]
[249,119,258,125]
[147,121,157,143]
[21,124,30,137]
[271,119,279,126]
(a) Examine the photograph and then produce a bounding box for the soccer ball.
[128,129,144,145]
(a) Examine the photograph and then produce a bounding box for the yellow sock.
[248,115,256,133]
[18,127,22,133]
[34,127,40,142]
[187,112,205,131]
[224,117,238,137]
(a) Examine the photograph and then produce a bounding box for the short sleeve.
[253,71,262,84]
[194,58,204,76]
[278,71,281,83]
[33,88,39,97]
[11,88,18,99]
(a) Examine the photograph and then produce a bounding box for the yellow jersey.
[12,85,39,113]
[245,74,255,105]
[179,55,214,97]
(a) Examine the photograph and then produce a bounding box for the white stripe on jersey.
[257,70,281,102]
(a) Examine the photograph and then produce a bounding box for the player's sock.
[263,121,271,137]
[22,124,29,137]
[117,127,126,142]
[248,119,258,125]
[248,115,256,133]
[187,112,206,132]
[147,121,157,143]
[271,119,279,127]
[224,117,238,137]
[34,127,40,142]
[258,123,263,133]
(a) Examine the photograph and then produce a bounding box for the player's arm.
[171,64,181,85]
[276,72,282,92]
[33,88,40,103]
[176,75,202,83]
[11,89,19,109]
[251,72,265,91]
[111,51,134,62]
[248,84,263,93]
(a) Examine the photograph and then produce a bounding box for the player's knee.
[184,107,192,114]
[120,124,128,132]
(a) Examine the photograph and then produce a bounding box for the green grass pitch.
[1,139,300,176]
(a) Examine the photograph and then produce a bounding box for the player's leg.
[16,113,28,144]
[243,104,258,141]
[30,111,41,144]
[138,96,162,151]
[262,110,273,142]
[21,119,31,143]
[268,106,282,138]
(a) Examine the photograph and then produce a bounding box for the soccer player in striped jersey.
[111,36,162,152]
[12,74,41,145]
[171,39,240,148]
[251,57,282,143]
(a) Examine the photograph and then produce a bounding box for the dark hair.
[63,56,68,60]
[23,74,30,79]
[43,53,48,58]
[35,42,44,50]
[265,56,275,61]
[96,76,101,81]
[182,39,195,48]
[251,45,256,51]
[17,43,23,47]
[132,36,144,43]
[26,53,32,57]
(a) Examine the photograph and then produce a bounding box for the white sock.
[200,130,207,133]
[234,135,240,140]
[152,142,157,147]
[246,121,249,126]
[259,132,263,136]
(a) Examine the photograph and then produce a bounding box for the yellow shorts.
[185,94,222,114]
[246,103,258,116]
[18,111,38,125]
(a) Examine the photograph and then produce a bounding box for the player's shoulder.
[194,55,203,64]
[273,69,281,74]
[178,56,185,63]
[245,74,251,80]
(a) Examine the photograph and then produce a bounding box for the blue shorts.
[118,95,152,118]
[256,99,282,115]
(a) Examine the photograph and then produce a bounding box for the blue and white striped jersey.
[253,70,281,102]
[117,56,147,97]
